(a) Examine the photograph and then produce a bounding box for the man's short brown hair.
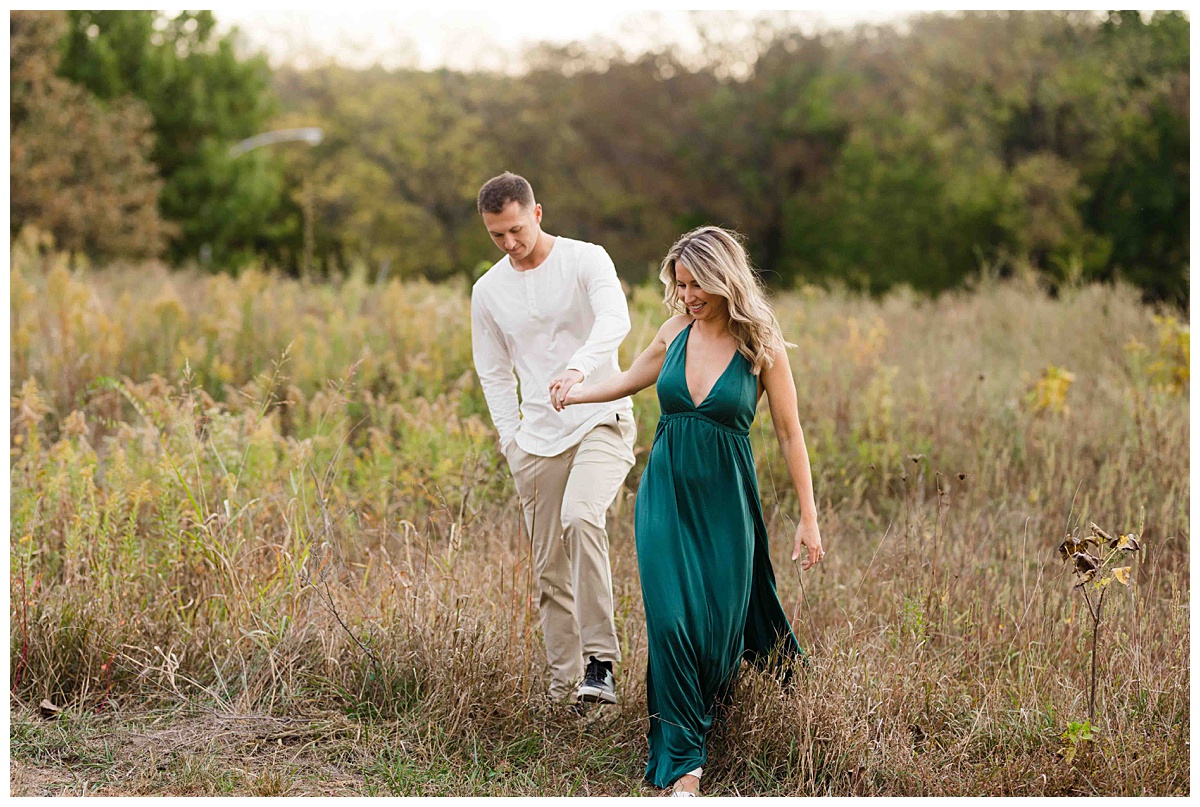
[477,172,535,215]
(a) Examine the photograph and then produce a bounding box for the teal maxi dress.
[635,322,802,789]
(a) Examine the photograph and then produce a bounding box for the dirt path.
[10,709,372,796]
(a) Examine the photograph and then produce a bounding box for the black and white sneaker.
[577,656,617,704]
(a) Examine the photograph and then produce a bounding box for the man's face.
[482,200,542,262]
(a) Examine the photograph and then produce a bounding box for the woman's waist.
[655,410,750,438]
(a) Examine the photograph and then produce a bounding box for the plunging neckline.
[682,322,739,410]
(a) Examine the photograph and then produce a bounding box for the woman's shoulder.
[656,313,692,346]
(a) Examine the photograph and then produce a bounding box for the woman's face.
[675,262,726,322]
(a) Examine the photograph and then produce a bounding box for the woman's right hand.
[553,315,682,413]
[549,370,584,411]
[560,385,583,408]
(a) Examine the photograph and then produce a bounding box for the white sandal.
[670,769,702,797]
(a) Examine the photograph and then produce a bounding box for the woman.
[550,226,824,796]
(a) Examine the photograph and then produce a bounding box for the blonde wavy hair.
[659,226,792,376]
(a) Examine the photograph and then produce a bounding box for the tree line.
[10,10,1189,304]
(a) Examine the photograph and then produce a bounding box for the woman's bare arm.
[761,343,824,566]
[554,315,689,409]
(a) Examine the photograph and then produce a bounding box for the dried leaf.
[1058,536,1081,562]
[1112,566,1132,586]
[1116,534,1142,553]
[1088,522,1115,544]
[38,699,62,720]
[1072,552,1098,575]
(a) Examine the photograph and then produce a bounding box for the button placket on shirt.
[524,271,541,318]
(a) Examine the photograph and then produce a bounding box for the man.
[471,171,635,710]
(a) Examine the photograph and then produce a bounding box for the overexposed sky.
[214,9,912,72]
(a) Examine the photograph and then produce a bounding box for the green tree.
[11,10,167,261]
[509,47,714,280]
[58,10,292,269]
[275,65,499,280]
[251,10,1186,302]
[681,32,852,284]
[1084,11,1189,305]
[874,12,1113,285]
[880,11,1188,300]
[784,120,1009,294]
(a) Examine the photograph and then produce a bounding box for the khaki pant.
[507,413,636,701]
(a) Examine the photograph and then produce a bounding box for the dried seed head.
[62,410,88,438]
[13,378,50,429]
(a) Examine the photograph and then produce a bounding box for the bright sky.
[214,9,912,72]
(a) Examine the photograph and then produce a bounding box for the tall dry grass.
[9,232,1189,794]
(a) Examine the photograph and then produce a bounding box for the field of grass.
[9,235,1190,795]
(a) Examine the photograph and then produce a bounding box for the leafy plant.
[1058,512,1145,724]
[1146,315,1189,394]
[1026,365,1076,415]
[1057,719,1097,765]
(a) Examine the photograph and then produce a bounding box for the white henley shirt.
[471,236,634,457]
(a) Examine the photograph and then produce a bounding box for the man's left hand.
[548,370,584,411]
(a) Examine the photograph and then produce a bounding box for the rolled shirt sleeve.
[565,245,631,380]
[471,292,521,452]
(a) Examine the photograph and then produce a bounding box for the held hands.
[793,518,825,570]
[548,369,584,411]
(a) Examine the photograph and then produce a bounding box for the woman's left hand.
[792,519,824,569]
